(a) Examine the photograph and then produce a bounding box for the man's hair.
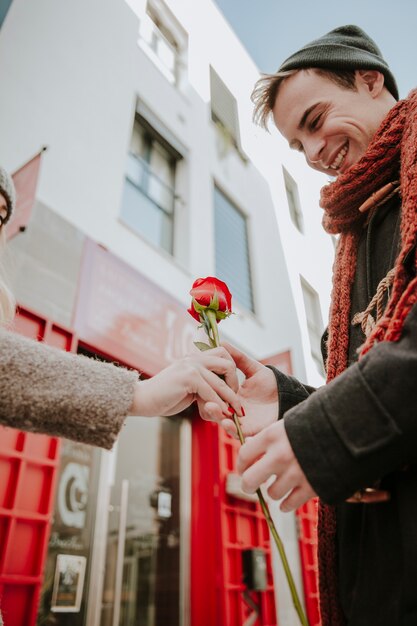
[251,68,357,130]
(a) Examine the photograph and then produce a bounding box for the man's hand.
[237,420,317,512]
[198,343,279,438]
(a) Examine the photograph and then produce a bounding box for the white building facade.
[0,1,334,625]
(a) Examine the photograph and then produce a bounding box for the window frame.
[120,114,181,255]
[283,167,304,233]
[300,276,325,375]
[213,183,255,314]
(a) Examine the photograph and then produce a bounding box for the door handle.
[112,478,129,626]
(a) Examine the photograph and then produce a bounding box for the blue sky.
[213,0,416,98]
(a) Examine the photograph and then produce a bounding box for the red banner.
[7,148,46,240]
[73,239,198,375]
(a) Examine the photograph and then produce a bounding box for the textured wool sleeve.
[284,302,417,504]
[0,329,138,449]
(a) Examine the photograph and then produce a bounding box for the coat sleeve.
[266,365,316,418]
[284,302,417,504]
[0,329,138,449]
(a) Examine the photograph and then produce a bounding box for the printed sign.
[51,554,87,612]
[73,238,197,375]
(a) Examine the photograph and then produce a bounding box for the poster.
[51,554,87,612]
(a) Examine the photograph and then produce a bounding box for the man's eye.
[309,114,322,130]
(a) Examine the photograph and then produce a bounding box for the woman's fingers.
[198,368,242,416]
[193,352,239,392]
[197,400,223,422]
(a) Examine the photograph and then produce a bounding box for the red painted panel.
[23,434,56,460]
[191,418,221,626]
[0,585,35,626]
[46,324,75,351]
[297,499,321,625]
[14,464,53,514]
[0,459,19,508]
[3,520,44,575]
[218,433,277,626]
[0,306,68,626]
[0,427,23,451]
[13,308,46,341]
[191,412,277,626]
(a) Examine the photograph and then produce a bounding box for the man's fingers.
[267,475,293,501]
[236,424,276,474]
[280,487,313,512]
[221,342,261,377]
[240,451,277,494]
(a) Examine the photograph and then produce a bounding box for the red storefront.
[0,237,320,626]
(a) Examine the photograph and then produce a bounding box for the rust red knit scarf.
[317,88,417,626]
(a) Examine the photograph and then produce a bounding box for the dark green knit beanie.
[279,25,399,100]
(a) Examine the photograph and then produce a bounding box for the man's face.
[272,69,386,175]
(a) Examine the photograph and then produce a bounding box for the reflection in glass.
[101,416,181,626]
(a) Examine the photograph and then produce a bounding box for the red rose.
[187,304,201,322]
[188,276,232,323]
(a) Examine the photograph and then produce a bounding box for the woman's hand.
[199,343,279,437]
[130,347,242,418]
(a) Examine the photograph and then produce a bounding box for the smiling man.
[272,68,395,174]
[206,25,417,626]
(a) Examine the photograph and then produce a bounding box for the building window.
[138,2,186,86]
[283,167,304,233]
[210,67,244,158]
[214,186,254,312]
[301,277,325,375]
[120,116,180,254]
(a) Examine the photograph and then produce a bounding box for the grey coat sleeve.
[284,302,417,504]
[0,329,138,449]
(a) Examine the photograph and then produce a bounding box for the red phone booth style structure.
[0,308,73,626]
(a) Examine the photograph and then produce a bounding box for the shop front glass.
[36,440,100,626]
[101,415,183,626]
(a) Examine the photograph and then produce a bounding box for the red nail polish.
[241,406,246,416]
[227,407,235,415]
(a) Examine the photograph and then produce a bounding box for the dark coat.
[271,196,417,626]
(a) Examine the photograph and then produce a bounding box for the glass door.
[100,415,186,626]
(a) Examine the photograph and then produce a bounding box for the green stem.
[205,309,220,347]
[205,308,310,626]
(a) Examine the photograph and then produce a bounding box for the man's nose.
[304,137,325,165]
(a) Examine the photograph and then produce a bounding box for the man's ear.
[356,70,385,98]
